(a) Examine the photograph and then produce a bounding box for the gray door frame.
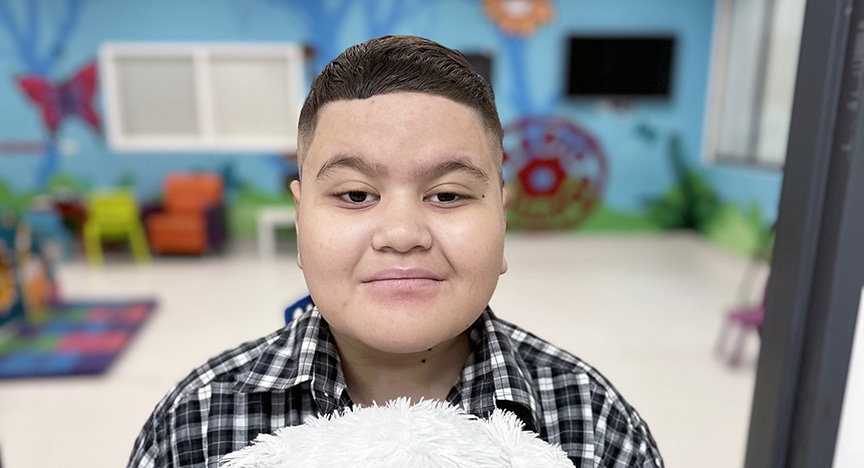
[744,0,864,466]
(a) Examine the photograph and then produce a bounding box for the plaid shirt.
[128,303,663,468]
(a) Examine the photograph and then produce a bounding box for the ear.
[500,184,508,275]
[290,180,302,205]
[290,180,303,270]
[502,184,510,210]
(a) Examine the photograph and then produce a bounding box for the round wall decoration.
[503,115,608,230]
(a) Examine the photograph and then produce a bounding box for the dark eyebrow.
[316,154,387,180]
[314,153,490,182]
[420,157,490,182]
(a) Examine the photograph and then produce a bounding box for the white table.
[256,206,296,257]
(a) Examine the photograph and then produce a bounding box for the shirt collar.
[457,308,541,431]
[234,306,349,414]
[235,305,541,427]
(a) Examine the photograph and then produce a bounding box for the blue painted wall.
[0,0,782,223]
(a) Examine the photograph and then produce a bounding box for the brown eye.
[427,192,462,203]
[339,191,373,204]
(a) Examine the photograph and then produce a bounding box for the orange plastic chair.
[145,173,226,255]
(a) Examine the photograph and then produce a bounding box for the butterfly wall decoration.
[15,61,101,137]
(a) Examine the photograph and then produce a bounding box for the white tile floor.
[0,232,767,468]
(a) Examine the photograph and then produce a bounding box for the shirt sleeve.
[127,411,165,468]
[592,384,664,468]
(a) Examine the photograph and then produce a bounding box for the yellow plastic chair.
[83,190,151,266]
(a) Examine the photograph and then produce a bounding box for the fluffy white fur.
[220,398,574,468]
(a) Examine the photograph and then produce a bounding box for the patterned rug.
[0,300,155,379]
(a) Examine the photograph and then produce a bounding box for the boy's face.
[291,92,507,356]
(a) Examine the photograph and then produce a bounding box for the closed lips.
[362,269,445,283]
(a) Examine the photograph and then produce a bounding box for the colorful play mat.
[0,300,155,379]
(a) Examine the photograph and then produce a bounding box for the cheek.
[298,211,369,274]
[435,212,505,276]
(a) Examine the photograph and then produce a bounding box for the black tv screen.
[566,36,675,98]
[462,52,493,85]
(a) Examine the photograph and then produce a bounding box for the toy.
[0,209,58,327]
[221,398,574,468]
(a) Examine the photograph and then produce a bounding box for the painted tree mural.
[0,0,98,189]
[251,0,446,188]
[262,0,443,72]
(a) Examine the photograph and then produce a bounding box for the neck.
[333,332,471,407]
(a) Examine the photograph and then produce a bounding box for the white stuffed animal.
[220,398,574,468]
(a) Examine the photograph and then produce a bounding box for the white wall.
[833,287,864,467]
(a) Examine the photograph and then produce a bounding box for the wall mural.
[253,0,429,204]
[0,0,778,259]
[257,0,611,232]
[483,0,554,36]
[486,2,772,251]
[504,116,607,230]
[265,0,349,72]
[261,0,445,183]
[16,61,100,137]
[265,0,444,73]
[486,1,609,231]
[223,0,451,238]
[0,0,97,189]
[645,133,775,257]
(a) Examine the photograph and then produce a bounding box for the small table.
[256,206,296,257]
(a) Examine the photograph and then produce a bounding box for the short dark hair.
[297,35,503,177]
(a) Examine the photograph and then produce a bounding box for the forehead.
[301,93,496,177]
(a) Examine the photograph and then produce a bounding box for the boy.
[128,35,663,467]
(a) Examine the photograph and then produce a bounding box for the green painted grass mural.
[642,134,774,259]
[704,204,774,260]
[0,180,26,213]
[228,184,295,238]
[643,135,720,233]
[576,205,662,232]
[46,173,93,195]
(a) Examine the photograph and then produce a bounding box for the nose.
[371,197,432,253]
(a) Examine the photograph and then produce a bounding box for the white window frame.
[702,0,806,170]
[100,42,306,153]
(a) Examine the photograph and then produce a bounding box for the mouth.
[361,268,446,284]
[360,269,446,295]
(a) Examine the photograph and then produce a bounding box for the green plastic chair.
[83,190,150,266]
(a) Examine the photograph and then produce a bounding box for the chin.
[362,331,455,355]
[318,300,483,355]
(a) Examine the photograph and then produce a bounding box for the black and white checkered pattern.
[128,304,663,467]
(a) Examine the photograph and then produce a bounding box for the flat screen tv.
[462,52,493,85]
[565,35,675,99]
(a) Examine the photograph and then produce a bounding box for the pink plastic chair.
[715,284,767,366]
